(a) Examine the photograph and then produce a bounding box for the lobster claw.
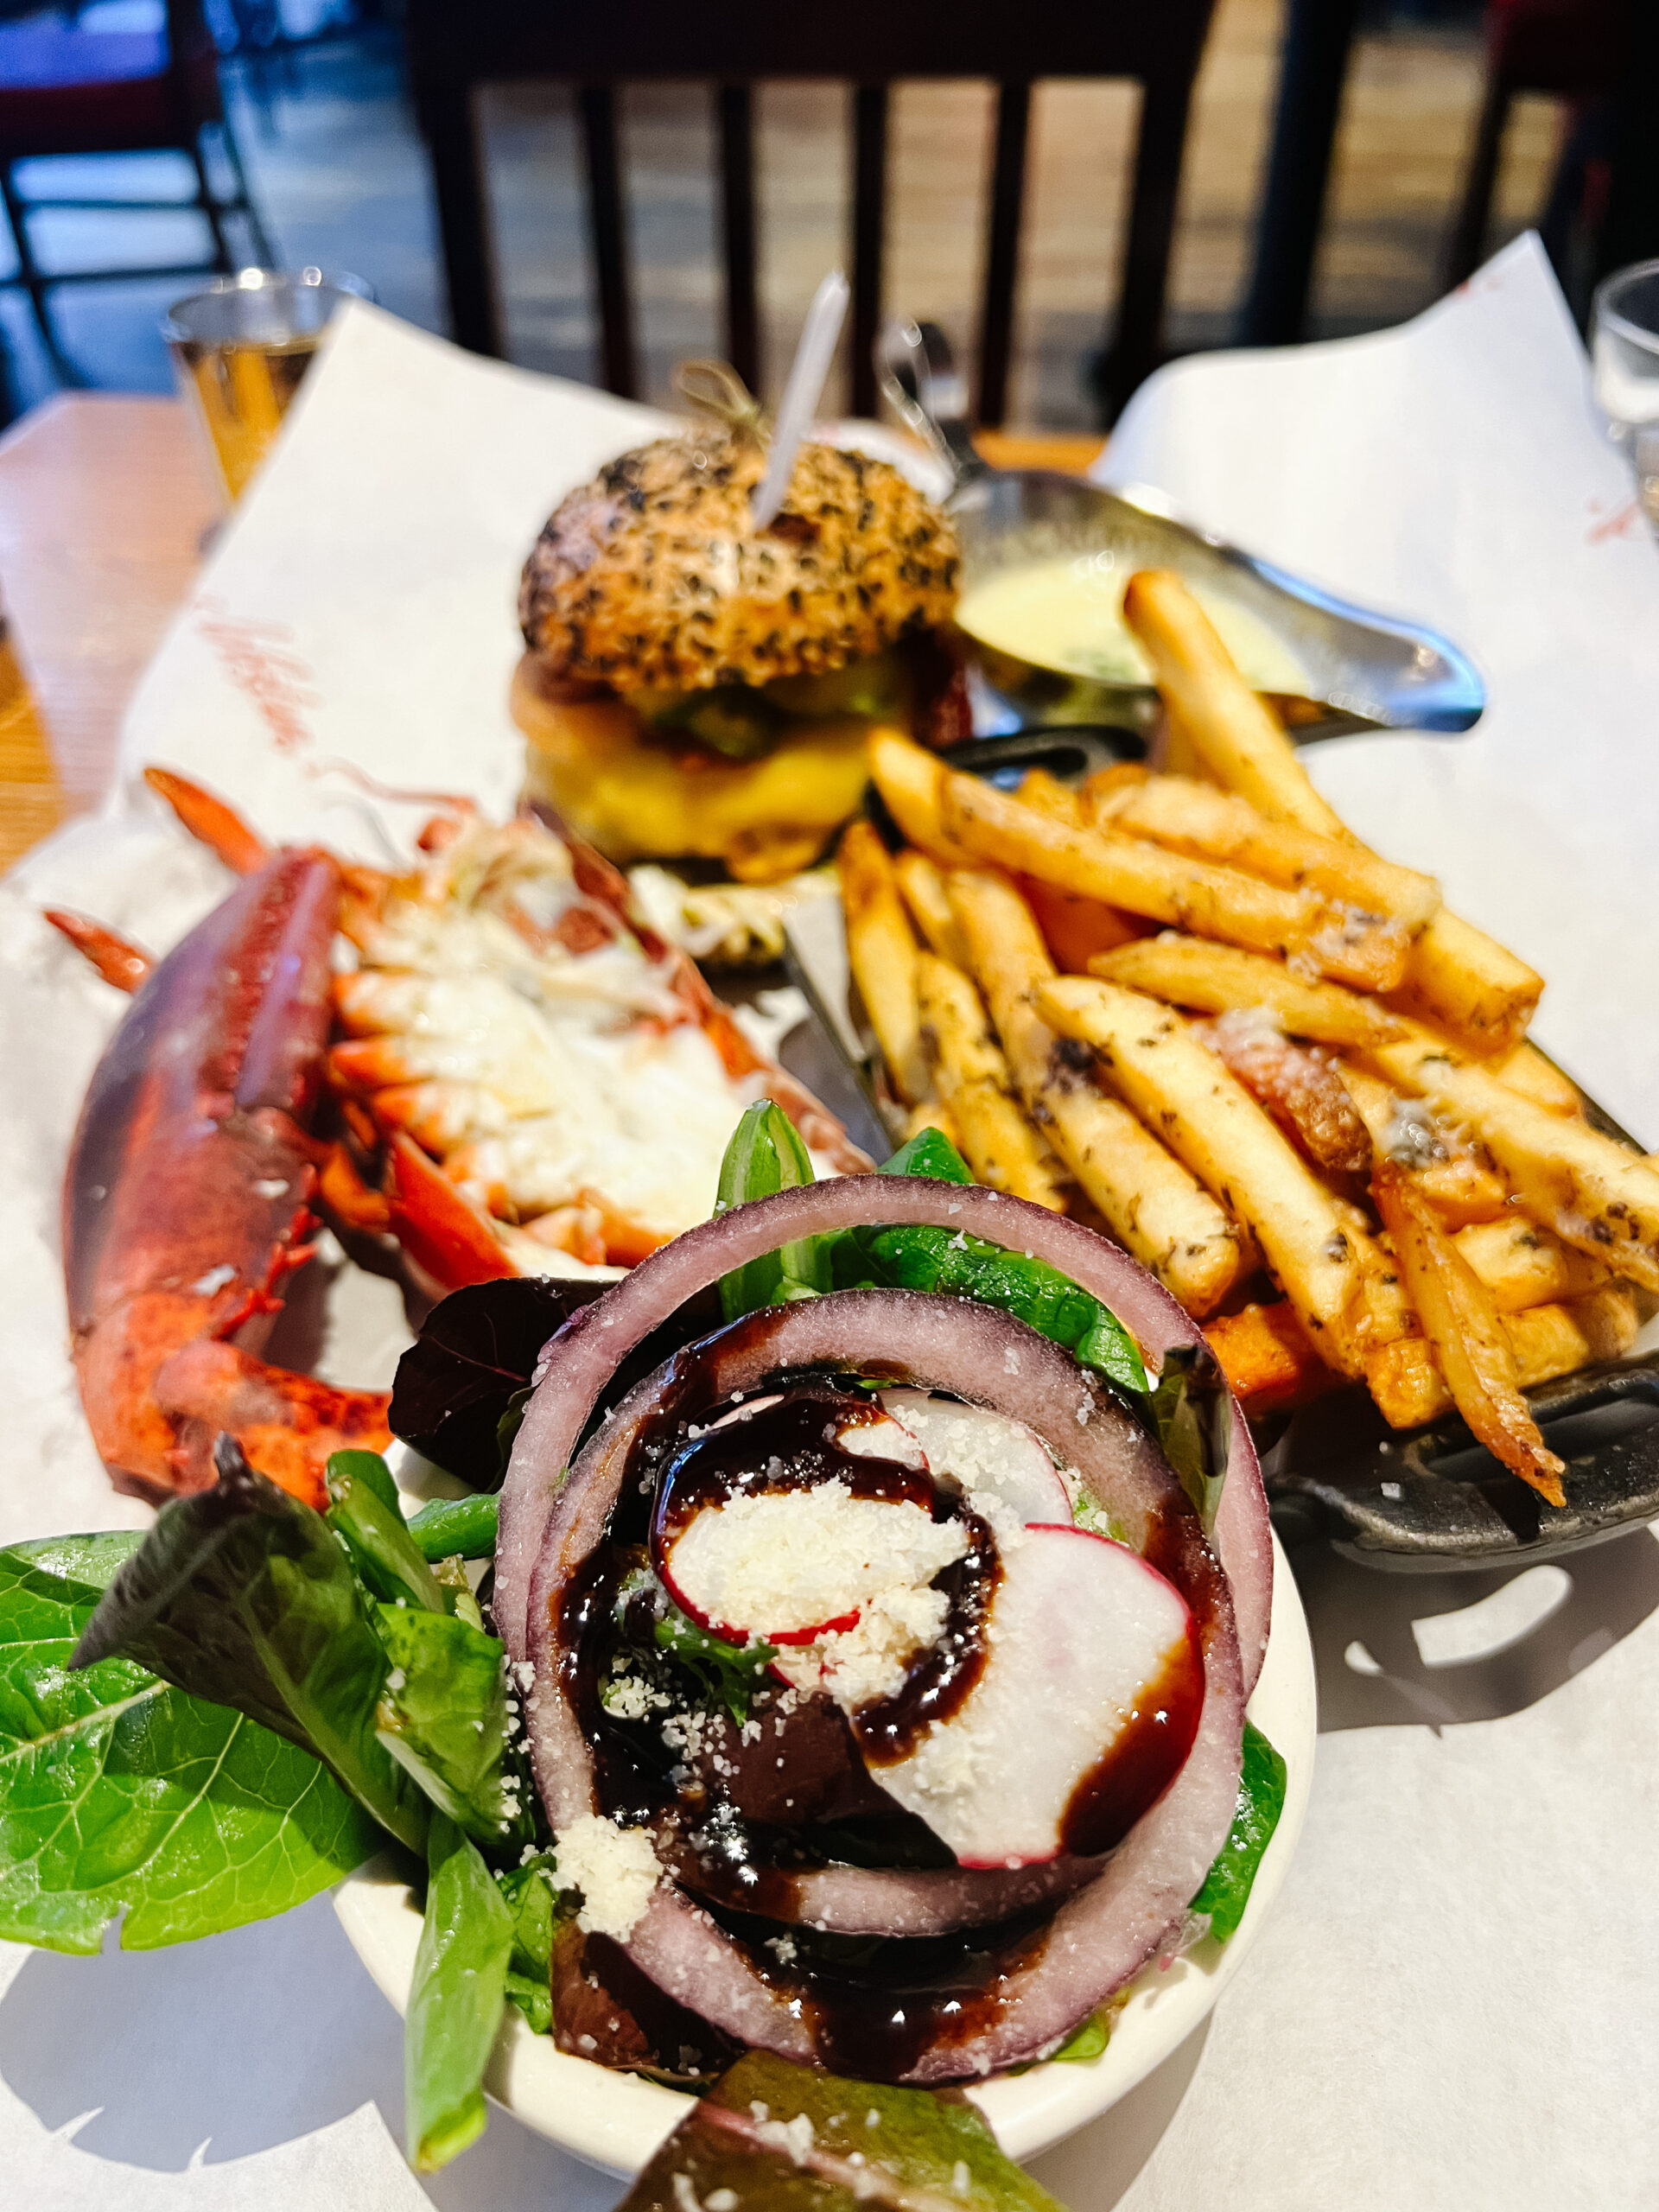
[62,847,393,1509]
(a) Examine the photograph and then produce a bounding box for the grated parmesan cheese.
[555,1815,662,1940]
[667,1478,967,1711]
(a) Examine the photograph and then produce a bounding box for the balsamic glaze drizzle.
[552,1319,1196,2080]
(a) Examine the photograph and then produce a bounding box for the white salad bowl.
[335,1529,1315,2177]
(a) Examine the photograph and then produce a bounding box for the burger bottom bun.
[512,652,878,884]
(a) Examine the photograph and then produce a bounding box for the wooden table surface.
[0,397,1101,875]
[0,395,219,872]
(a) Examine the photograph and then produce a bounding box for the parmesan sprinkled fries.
[849,572,1653,1503]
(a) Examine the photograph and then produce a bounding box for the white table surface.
[3,232,1658,2212]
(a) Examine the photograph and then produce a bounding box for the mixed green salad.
[0,1109,1286,2196]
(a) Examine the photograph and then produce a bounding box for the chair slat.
[1104,72,1195,415]
[850,82,888,419]
[716,83,760,395]
[580,82,638,398]
[422,83,500,356]
[1241,0,1361,346]
[978,78,1030,428]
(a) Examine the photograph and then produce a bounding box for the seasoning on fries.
[914,950,1066,1208]
[946,867,1252,1313]
[847,571,1654,1505]
[1035,976,1371,1376]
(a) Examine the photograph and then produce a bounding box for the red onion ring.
[499,1176,1270,1690]
[664,1848,1103,1938]
[521,1287,1245,2080]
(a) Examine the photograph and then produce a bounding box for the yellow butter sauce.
[957,553,1310,693]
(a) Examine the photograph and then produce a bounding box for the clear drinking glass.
[1591,257,1659,532]
[163,267,372,505]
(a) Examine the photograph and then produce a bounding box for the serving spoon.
[875,319,1486,743]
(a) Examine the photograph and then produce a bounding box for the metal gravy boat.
[876,320,1486,744]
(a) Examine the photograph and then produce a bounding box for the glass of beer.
[1591,257,1659,534]
[164,267,372,505]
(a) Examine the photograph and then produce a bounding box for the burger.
[513,426,963,885]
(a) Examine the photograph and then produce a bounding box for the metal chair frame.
[0,0,274,385]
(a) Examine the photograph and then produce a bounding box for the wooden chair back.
[403,0,1218,423]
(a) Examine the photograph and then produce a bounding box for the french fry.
[1491,1039,1583,1118]
[1454,1217,1610,1313]
[1014,767,1084,825]
[947,869,1251,1313]
[1035,975,1370,1374]
[1120,573,1541,1055]
[1364,1286,1638,1433]
[1080,762,1154,811]
[1095,775,1441,931]
[1338,1063,1510,1227]
[1090,934,1404,1049]
[1012,769,1147,967]
[915,952,1068,1209]
[1371,1165,1566,1500]
[836,819,928,1108]
[1385,908,1542,1059]
[1121,570,1347,836]
[1021,877,1147,971]
[1366,1032,1659,1288]
[1158,704,1211,783]
[939,769,1411,992]
[867,729,977,868]
[1352,1224,1415,1348]
[894,849,971,969]
[1205,1300,1338,1415]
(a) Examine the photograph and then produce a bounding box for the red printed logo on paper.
[1586,496,1643,544]
[194,596,318,753]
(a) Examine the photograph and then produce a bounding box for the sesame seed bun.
[518,428,958,696]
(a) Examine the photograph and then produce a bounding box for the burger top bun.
[518,426,958,696]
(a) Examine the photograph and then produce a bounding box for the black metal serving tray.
[783,721,1659,1573]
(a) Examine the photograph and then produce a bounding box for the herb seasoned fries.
[851,573,1649,1503]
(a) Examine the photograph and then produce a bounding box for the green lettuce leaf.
[844,1129,1149,1397]
[325,1453,448,1614]
[877,1126,972,1184]
[1143,1342,1233,1528]
[838,1216,1149,1399]
[405,1491,499,1562]
[619,2049,1063,2212]
[374,1605,528,1847]
[1048,2008,1110,2063]
[1189,1719,1287,1942]
[0,1533,377,1954]
[405,1812,514,2171]
[715,1099,828,1319]
[71,1443,430,1853]
[496,1852,565,2034]
[327,1447,402,1517]
[652,1605,778,1727]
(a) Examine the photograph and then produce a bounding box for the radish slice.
[878,1389,1070,1528]
[868,1523,1203,1869]
[702,1392,784,1432]
[661,1480,968,1666]
[836,1408,928,1471]
[499,1175,1270,1695]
